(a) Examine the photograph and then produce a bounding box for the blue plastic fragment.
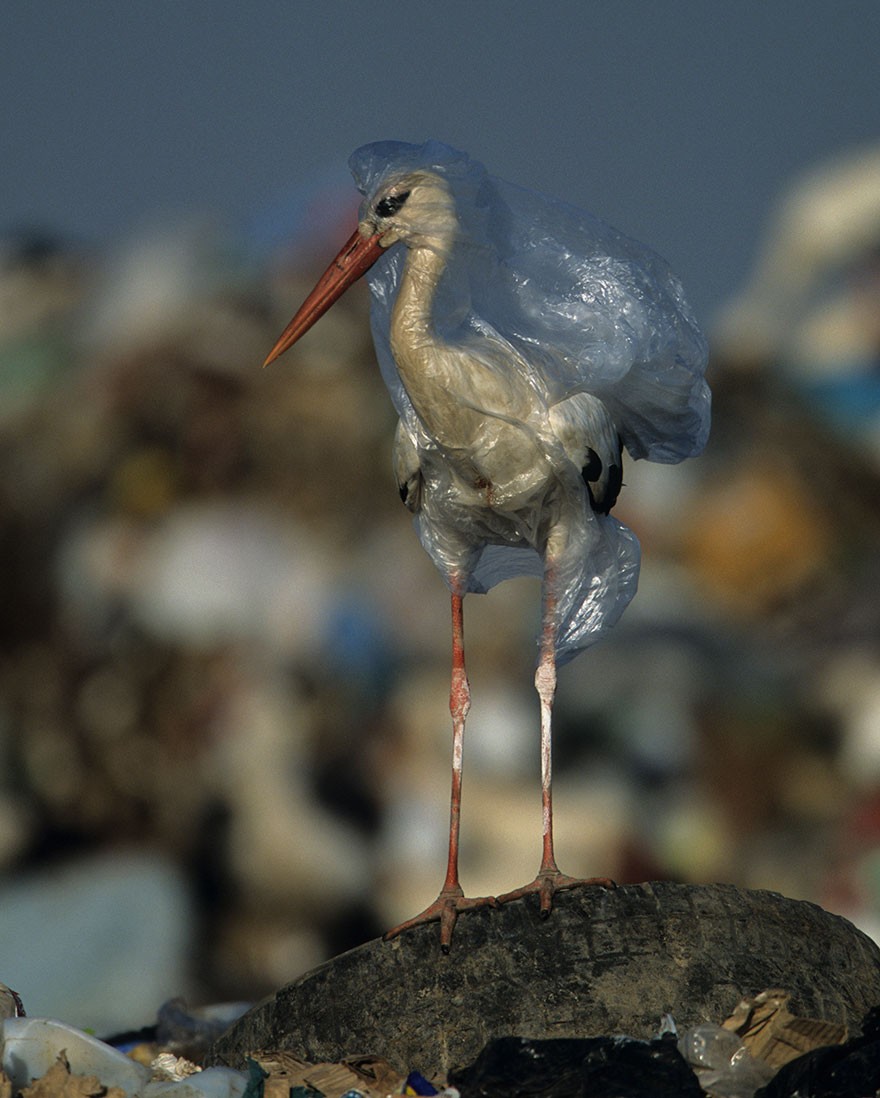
[242,1059,267,1098]
[403,1071,438,1095]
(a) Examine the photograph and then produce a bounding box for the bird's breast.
[391,339,546,472]
[418,423,561,527]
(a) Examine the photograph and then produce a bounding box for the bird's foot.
[496,868,616,917]
[384,886,497,953]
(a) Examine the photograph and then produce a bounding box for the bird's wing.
[392,419,422,513]
[350,141,710,467]
[478,176,710,464]
[549,392,623,515]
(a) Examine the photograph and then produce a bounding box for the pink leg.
[445,589,468,892]
[498,586,614,914]
[385,592,495,951]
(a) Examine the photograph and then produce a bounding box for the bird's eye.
[375,190,411,219]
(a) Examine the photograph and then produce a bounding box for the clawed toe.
[384,888,497,952]
[497,870,616,916]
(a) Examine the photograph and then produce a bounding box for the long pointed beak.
[263,228,385,367]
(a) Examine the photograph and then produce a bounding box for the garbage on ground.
[448,1034,704,1096]
[754,1005,880,1098]
[247,1054,454,1097]
[150,1057,201,1083]
[678,1023,775,1097]
[0,1015,247,1098]
[676,988,849,1097]
[16,1052,124,1098]
[2,1018,151,1098]
[0,1010,457,1098]
[249,1053,397,1098]
[0,989,877,1098]
[104,1001,251,1066]
[721,988,848,1068]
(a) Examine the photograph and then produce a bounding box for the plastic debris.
[0,1014,254,1098]
[240,1060,266,1098]
[145,1067,250,1098]
[674,988,859,1097]
[3,990,875,1098]
[401,1071,438,1095]
[150,1055,202,1083]
[224,993,880,1097]
[677,1023,775,1097]
[448,1034,704,1097]
[1,1018,151,1098]
[754,1004,880,1098]
[346,139,710,662]
[722,988,848,1069]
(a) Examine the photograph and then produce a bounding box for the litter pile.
[2,983,879,1098]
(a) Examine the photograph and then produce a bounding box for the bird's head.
[359,170,458,251]
[264,169,457,367]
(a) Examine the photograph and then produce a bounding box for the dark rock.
[209,882,880,1079]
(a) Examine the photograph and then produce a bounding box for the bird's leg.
[535,601,564,885]
[384,592,496,951]
[497,583,615,915]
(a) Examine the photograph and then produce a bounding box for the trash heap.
[2,983,879,1098]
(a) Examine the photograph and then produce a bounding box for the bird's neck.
[389,239,477,446]
[387,233,548,498]
[390,237,450,353]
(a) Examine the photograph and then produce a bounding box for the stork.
[265,141,710,949]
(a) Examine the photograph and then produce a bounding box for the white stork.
[265,140,710,949]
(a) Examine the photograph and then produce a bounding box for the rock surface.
[209,882,880,1078]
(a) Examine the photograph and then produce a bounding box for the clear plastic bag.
[348,141,711,660]
[678,1023,775,1098]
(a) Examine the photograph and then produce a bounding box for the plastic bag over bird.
[348,140,710,659]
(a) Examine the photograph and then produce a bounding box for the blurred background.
[2,0,880,1033]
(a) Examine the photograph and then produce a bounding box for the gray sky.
[4,1,879,325]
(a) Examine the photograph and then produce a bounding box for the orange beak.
[263,228,386,367]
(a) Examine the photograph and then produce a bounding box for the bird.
[264,140,710,950]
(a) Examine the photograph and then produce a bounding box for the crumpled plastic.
[347,140,710,662]
[447,1033,704,1096]
[0,1017,250,1098]
[678,1023,775,1097]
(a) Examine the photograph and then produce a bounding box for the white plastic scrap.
[678,1022,775,1098]
[0,1016,151,1098]
[0,1016,251,1098]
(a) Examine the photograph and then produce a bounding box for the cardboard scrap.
[252,1051,406,1097]
[19,1055,125,1098]
[722,988,848,1069]
[1,1069,13,1098]
[125,1045,157,1069]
